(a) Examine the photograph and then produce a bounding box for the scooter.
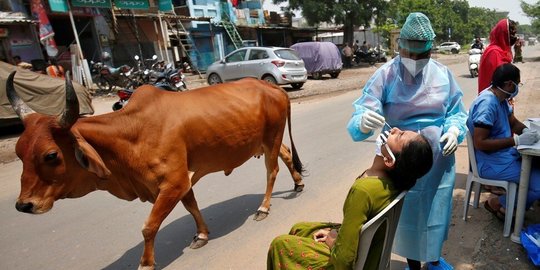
[468,48,482,78]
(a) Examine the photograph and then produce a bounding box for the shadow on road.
[103,189,300,270]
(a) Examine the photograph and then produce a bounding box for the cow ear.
[71,132,111,178]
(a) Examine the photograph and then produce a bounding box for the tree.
[521,0,540,34]
[272,0,389,45]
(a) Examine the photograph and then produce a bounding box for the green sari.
[267,176,398,270]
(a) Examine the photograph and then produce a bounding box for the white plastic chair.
[463,131,518,237]
[354,191,407,270]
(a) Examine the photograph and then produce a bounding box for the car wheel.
[330,72,340,78]
[451,48,459,54]
[207,73,222,85]
[262,75,277,85]
[291,83,304,89]
[312,72,322,80]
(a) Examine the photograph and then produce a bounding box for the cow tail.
[286,99,306,176]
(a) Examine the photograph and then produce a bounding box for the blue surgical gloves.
[360,110,385,133]
[440,126,460,156]
[514,129,540,146]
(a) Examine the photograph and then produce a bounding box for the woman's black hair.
[491,63,520,88]
[388,134,434,191]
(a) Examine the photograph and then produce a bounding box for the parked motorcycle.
[468,48,482,78]
[112,88,134,111]
[90,61,131,91]
[153,63,187,91]
[353,48,378,66]
[111,59,187,111]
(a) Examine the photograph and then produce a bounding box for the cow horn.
[57,71,80,129]
[6,71,35,120]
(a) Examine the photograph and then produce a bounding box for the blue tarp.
[290,42,343,74]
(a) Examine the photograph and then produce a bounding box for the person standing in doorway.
[346,12,467,270]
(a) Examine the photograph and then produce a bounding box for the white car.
[206,46,308,89]
[436,42,461,54]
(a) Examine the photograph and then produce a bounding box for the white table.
[511,147,540,243]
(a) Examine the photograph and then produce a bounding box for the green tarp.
[0,61,94,122]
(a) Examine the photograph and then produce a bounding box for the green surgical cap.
[399,12,436,53]
[400,12,436,41]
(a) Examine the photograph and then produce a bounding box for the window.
[274,49,300,60]
[226,49,247,63]
[248,49,268,60]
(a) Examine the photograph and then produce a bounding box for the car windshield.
[274,49,301,60]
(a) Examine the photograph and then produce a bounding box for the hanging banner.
[31,0,59,56]
[158,0,173,12]
[115,0,149,10]
[72,0,112,8]
[48,0,68,12]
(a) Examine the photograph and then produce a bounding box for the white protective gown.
[347,56,467,261]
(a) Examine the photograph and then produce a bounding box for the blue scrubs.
[467,90,540,208]
[347,56,467,262]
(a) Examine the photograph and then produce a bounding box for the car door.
[243,48,270,79]
[222,49,247,81]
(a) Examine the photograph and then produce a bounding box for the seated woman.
[466,63,540,219]
[267,127,434,270]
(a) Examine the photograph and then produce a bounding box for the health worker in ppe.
[467,63,540,220]
[346,12,467,270]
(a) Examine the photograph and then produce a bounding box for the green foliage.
[521,0,540,34]
[273,0,540,45]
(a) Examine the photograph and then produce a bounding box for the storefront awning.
[0,12,37,25]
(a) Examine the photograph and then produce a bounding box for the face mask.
[376,130,396,163]
[375,123,393,156]
[401,57,429,76]
[496,82,519,100]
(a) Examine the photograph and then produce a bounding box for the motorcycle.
[112,88,134,111]
[153,63,187,91]
[90,61,131,91]
[468,48,482,78]
[112,60,187,111]
[353,48,378,66]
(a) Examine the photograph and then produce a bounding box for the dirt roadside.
[1,51,539,269]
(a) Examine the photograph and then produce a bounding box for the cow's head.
[7,71,110,214]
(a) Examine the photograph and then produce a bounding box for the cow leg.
[278,144,304,192]
[180,187,210,249]
[254,145,280,221]
[139,185,188,270]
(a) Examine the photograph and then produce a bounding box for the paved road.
[0,46,539,270]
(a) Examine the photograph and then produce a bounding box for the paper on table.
[518,119,540,150]
[517,141,540,150]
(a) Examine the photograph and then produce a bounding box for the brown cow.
[7,72,305,270]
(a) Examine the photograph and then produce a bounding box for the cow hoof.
[253,210,269,221]
[189,235,208,249]
[294,183,305,192]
